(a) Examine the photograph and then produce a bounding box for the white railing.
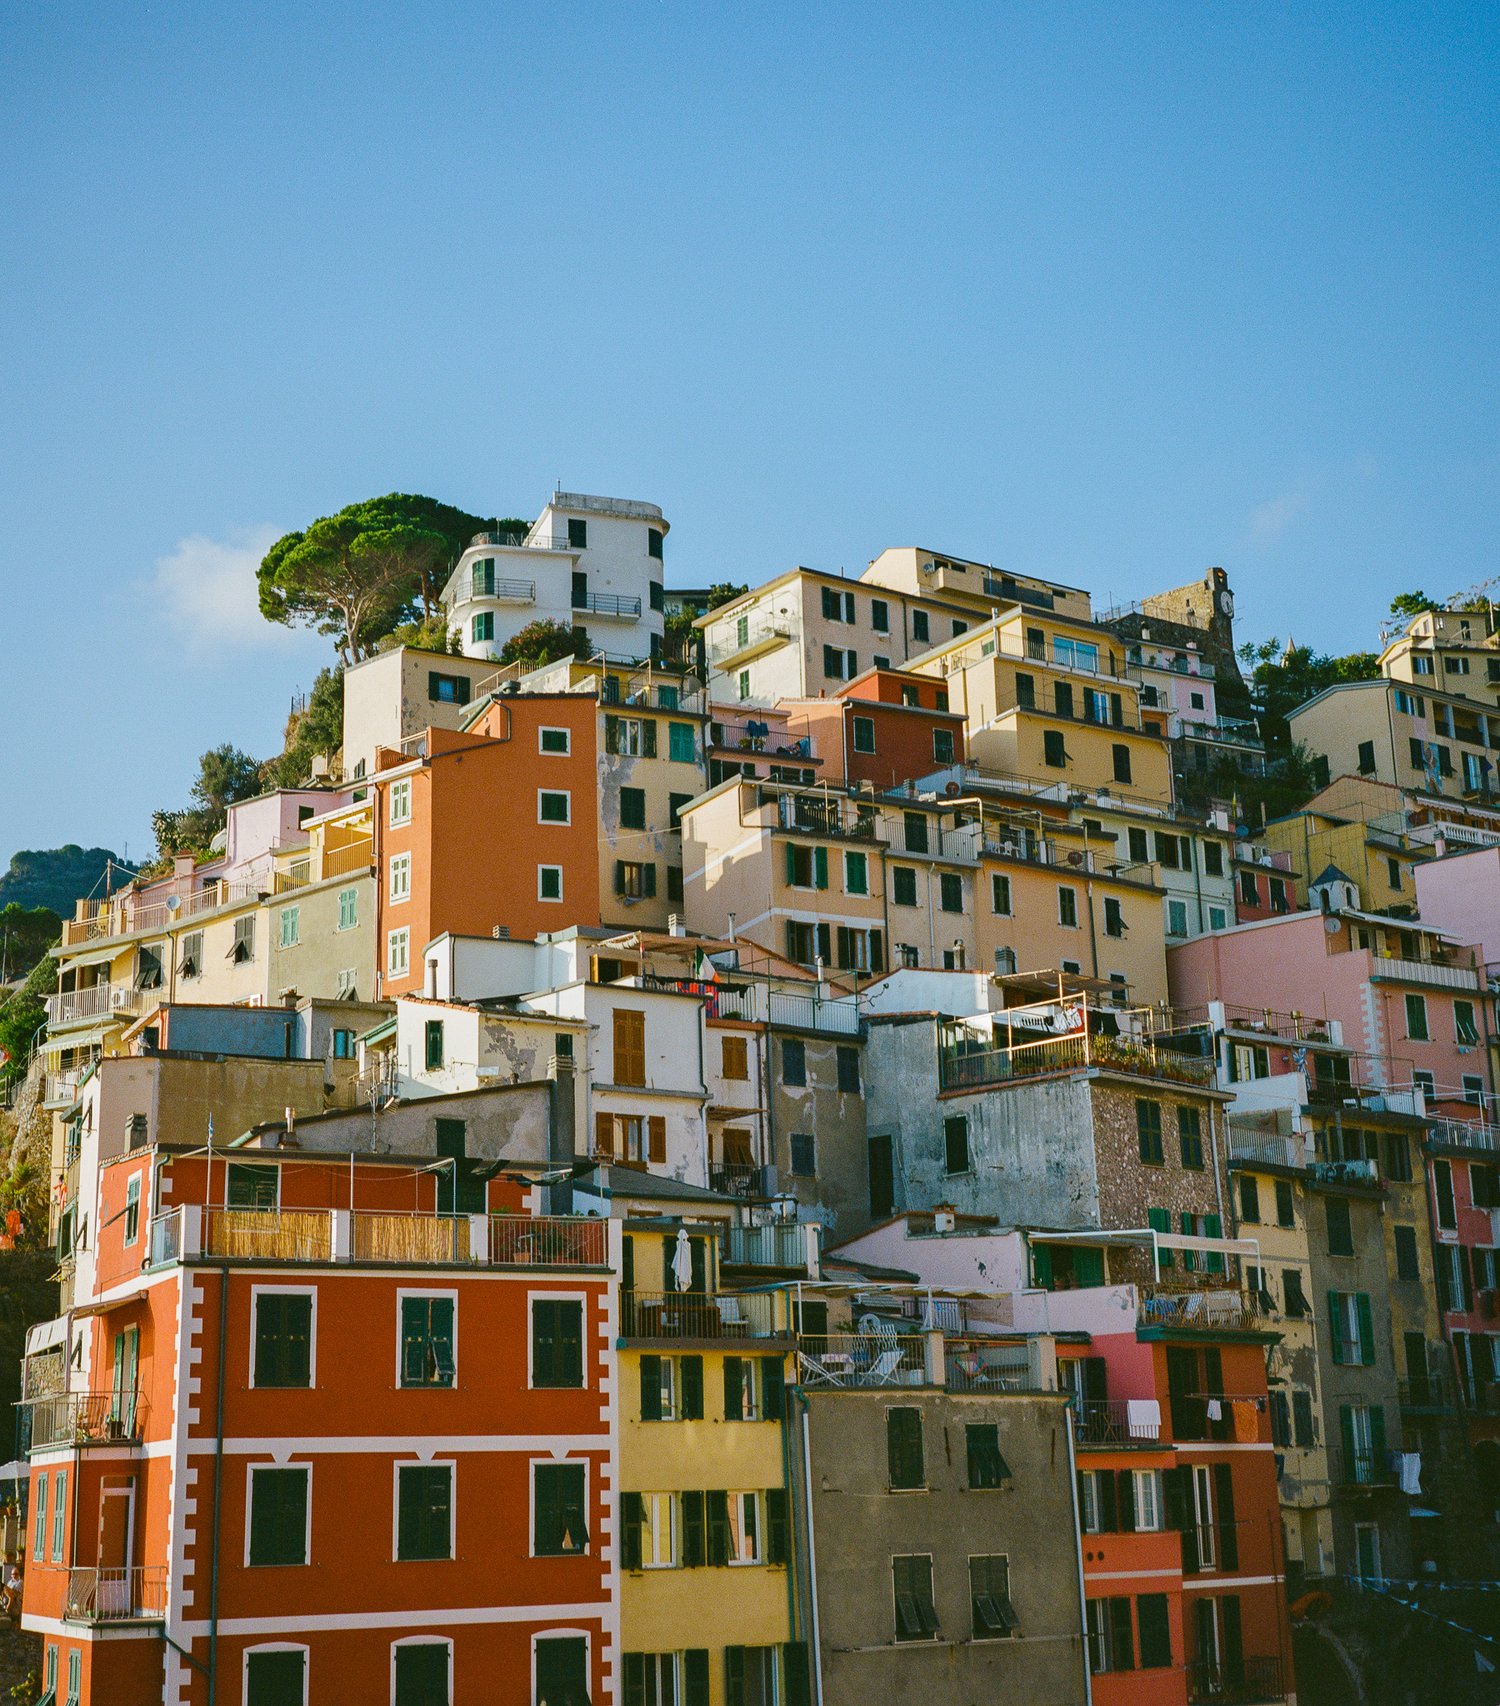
[66,1566,167,1623]
[1367,956,1482,991]
[45,983,168,1026]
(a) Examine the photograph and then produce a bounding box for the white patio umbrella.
[671,1227,694,1292]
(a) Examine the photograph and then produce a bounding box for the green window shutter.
[249,1468,307,1567]
[681,1490,706,1567]
[1370,1404,1387,1471]
[706,1489,731,1565]
[559,1301,583,1386]
[782,1644,811,1706]
[429,1298,455,1385]
[246,1651,306,1705]
[534,1466,561,1554]
[683,1650,710,1706]
[724,1647,746,1706]
[1147,1206,1174,1268]
[814,846,828,890]
[533,1301,556,1384]
[621,1492,644,1571]
[1328,1291,1345,1365]
[623,1654,647,1706]
[1108,1597,1135,1670]
[682,1354,704,1420]
[766,1487,789,1564]
[643,862,657,898]
[1117,1469,1136,1532]
[762,1356,785,1421]
[1031,1242,1053,1289]
[887,1408,923,1488]
[1074,1246,1104,1287]
[1339,1404,1356,1477]
[1356,1293,1375,1366]
[785,844,797,885]
[724,1356,744,1420]
[605,715,620,754]
[643,720,657,757]
[401,1297,428,1386]
[1179,1212,1197,1272]
[640,1355,662,1422]
[1204,1213,1224,1274]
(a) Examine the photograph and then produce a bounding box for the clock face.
[1219,590,1234,615]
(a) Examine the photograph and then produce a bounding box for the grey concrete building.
[793,1381,1087,1706]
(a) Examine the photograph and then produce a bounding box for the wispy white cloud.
[145,526,313,655]
[1246,487,1311,545]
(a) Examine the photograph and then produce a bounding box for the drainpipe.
[1064,1407,1093,1706]
[207,1264,229,1704]
[798,1391,825,1706]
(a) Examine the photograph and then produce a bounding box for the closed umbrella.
[671,1227,694,1292]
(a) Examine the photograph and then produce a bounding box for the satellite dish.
[1323,915,1341,935]
[166,896,181,914]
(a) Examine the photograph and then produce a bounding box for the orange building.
[20,1141,616,1705]
[783,667,967,792]
[372,697,604,998]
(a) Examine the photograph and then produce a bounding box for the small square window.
[853,716,876,754]
[538,866,563,902]
[389,780,412,826]
[790,1132,816,1176]
[540,727,571,754]
[395,1463,453,1561]
[539,790,571,824]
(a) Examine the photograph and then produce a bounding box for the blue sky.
[2,2,1496,866]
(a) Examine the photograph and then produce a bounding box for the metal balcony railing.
[24,1391,145,1450]
[798,1333,929,1388]
[1398,1375,1457,1413]
[940,1031,1215,1093]
[44,983,166,1026]
[1070,1398,1162,1447]
[488,1215,607,1267]
[469,574,537,601]
[1141,1288,1266,1335]
[65,1565,168,1623]
[708,617,792,666]
[576,592,643,619]
[722,1223,811,1270]
[1187,1656,1285,1704]
[1332,1445,1398,1488]
[944,1339,1037,1392]
[621,1289,781,1340]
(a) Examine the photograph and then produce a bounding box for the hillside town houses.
[13,488,1500,1706]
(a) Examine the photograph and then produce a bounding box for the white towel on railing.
[1206,1398,1223,1421]
[1126,1399,1161,1439]
[1397,1452,1423,1495]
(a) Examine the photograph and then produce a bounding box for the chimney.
[727,912,737,943]
[285,1107,295,1137]
[425,957,439,1000]
[667,914,685,938]
[933,1204,957,1234]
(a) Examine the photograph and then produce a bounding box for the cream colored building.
[341,645,504,781]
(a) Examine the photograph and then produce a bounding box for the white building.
[441,490,669,664]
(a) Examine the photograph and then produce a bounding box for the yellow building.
[904,609,1176,804]
[618,1220,801,1704]
[1258,804,1428,916]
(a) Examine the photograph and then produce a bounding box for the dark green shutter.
[724,1646,746,1706]
[606,715,620,754]
[535,1466,561,1554]
[247,1650,307,1705]
[249,1468,307,1567]
[681,1490,706,1566]
[724,1356,744,1420]
[1328,1292,1346,1365]
[642,720,657,758]
[1204,1212,1224,1274]
[429,1298,455,1385]
[813,846,828,889]
[762,1356,785,1421]
[640,1356,662,1422]
[623,1654,647,1706]
[682,1355,704,1420]
[706,1489,731,1565]
[1031,1242,1053,1289]
[1356,1293,1375,1366]
[782,1643,811,1706]
[683,1650,710,1706]
[1214,1463,1238,1569]
[1370,1404,1387,1474]
[887,1407,923,1488]
[1108,1596,1135,1670]
[1137,1594,1172,1669]
[766,1487,789,1564]
[621,1492,643,1571]
[1117,1470,1136,1532]
[785,845,797,885]
[533,1301,557,1385]
[1339,1404,1355,1477]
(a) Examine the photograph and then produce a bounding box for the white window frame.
[389,779,412,827]
[538,865,564,904]
[242,1644,309,1706]
[279,905,300,949]
[726,1489,763,1565]
[1078,1470,1101,1533]
[991,872,1012,916]
[243,1462,313,1569]
[124,1174,142,1246]
[539,726,572,756]
[389,853,412,904]
[531,1632,591,1706]
[1167,898,1189,937]
[1058,885,1079,927]
[640,1490,677,1568]
[1132,1469,1161,1531]
[387,928,410,978]
[1208,904,1227,931]
[395,1288,459,1389]
[249,1284,318,1389]
[529,1454,591,1559]
[390,1636,453,1706]
[538,789,572,825]
[391,1459,456,1562]
[336,887,358,931]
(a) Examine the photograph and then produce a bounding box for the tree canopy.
[267,666,345,790]
[152,744,265,861]
[1238,637,1380,766]
[498,619,584,672]
[258,494,501,663]
[0,904,61,984]
[1388,591,1434,621]
[0,845,123,916]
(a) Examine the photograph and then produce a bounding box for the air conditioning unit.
[110,989,129,1010]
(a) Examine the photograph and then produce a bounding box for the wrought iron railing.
[1070,1398,1161,1447]
[25,1391,145,1449]
[798,1333,929,1388]
[488,1216,607,1267]
[621,1289,780,1340]
[65,1566,167,1623]
[1187,1656,1284,1703]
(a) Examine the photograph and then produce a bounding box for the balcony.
[798,1332,932,1387]
[708,616,792,668]
[65,1566,167,1624]
[148,1206,607,1269]
[1187,1656,1285,1704]
[1229,1134,1307,1172]
[1367,955,1482,991]
[575,591,643,620]
[709,721,817,763]
[621,1289,783,1341]
[707,982,861,1035]
[771,792,879,842]
[943,1338,1043,1392]
[468,530,573,552]
[24,1391,145,1451]
[709,1162,770,1197]
[1398,1374,1457,1414]
[44,982,167,1027]
[722,1223,816,1271]
[1140,1287,1268,1336]
[1070,1398,1163,1448]
[1427,1116,1500,1155]
[469,575,537,602]
[1331,1445,1397,1489]
[939,1029,1215,1093]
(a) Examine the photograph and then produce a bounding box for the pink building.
[1168,908,1492,1115]
[1414,843,1500,975]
